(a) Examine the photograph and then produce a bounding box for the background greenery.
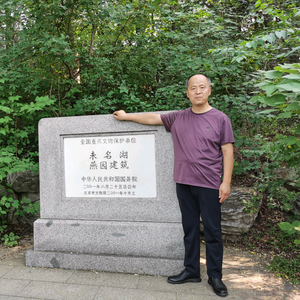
[0,0,299,282]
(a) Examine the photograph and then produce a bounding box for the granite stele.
[26,112,184,276]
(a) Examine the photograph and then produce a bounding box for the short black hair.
[185,74,211,89]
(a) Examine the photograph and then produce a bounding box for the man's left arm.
[219,143,234,203]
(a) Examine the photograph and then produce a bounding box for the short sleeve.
[161,111,179,132]
[220,115,235,146]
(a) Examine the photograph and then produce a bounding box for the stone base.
[25,249,183,276]
[25,218,185,276]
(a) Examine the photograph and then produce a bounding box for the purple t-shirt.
[161,107,235,190]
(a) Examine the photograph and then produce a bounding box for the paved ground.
[0,237,300,300]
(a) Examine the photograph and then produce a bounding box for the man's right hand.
[113,110,128,120]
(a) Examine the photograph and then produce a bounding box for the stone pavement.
[1,240,300,300]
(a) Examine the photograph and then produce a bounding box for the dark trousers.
[176,183,223,278]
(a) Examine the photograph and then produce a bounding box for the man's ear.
[209,87,212,95]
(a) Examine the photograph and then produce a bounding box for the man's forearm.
[113,110,163,125]
[219,143,234,203]
[124,113,162,125]
[223,158,233,184]
[222,144,234,184]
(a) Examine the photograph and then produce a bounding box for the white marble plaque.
[64,134,156,198]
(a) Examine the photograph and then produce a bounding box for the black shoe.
[167,269,201,284]
[208,277,228,297]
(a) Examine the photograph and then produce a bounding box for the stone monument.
[26,113,185,276]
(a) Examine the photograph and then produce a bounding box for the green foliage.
[0,194,14,232]
[14,197,40,218]
[247,62,300,215]
[268,230,300,283]
[1,232,19,247]
[0,193,40,246]
[0,225,6,234]
[279,221,300,246]
[0,75,56,185]
[269,256,300,284]
[250,63,300,129]
[244,222,300,283]
[233,135,265,176]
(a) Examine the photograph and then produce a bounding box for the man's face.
[186,75,211,107]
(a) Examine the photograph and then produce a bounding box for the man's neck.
[191,104,212,114]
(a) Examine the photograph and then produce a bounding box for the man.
[113,74,234,297]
